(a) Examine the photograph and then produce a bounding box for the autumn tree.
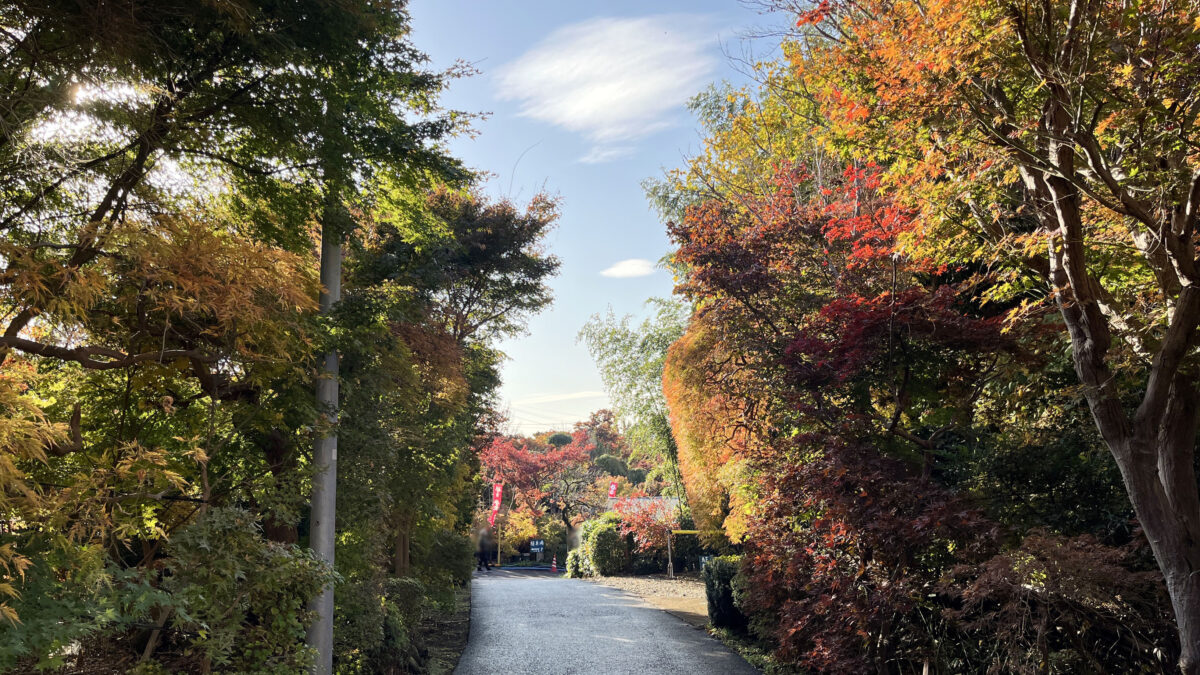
[0,1,546,670]
[781,0,1200,667]
[650,28,1173,666]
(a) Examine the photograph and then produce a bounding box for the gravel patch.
[585,573,709,629]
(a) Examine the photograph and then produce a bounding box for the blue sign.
[700,555,714,568]
[530,539,545,553]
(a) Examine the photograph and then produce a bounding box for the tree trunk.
[1029,101,1200,670]
[261,428,298,544]
[1112,433,1200,674]
[393,509,413,576]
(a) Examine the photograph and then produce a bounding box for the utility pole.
[306,193,343,675]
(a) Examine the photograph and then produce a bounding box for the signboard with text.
[530,539,545,553]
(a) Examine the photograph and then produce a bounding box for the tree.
[424,187,561,342]
[0,1,558,670]
[578,299,690,497]
[787,1,1200,667]
[652,36,1173,666]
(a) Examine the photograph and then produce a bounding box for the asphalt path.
[454,569,759,675]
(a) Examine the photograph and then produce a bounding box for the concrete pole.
[306,202,342,675]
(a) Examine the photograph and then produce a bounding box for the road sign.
[529,538,545,553]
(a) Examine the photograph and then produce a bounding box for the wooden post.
[666,527,674,579]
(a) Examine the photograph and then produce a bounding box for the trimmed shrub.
[588,522,627,576]
[547,432,573,447]
[565,549,588,578]
[626,468,647,484]
[704,555,748,631]
[593,453,629,477]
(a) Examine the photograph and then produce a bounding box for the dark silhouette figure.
[476,529,492,571]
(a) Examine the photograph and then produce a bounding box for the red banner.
[609,480,618,498]
[488,511,496,527]
[491,483,503,514]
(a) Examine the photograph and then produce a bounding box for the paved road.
[455,570,759,675]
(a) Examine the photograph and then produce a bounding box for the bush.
[165,507,336,674]
[0,545,168,672]
[334,578,387,674]
[581,513,628,576]
[704,555,748,631]
[565,549,588,578]
[626,468,647,484]
[593,453,628,477]
[415,529,474,588]
[631,553,666,575]
[334,576,429,673]
[571,512,630,576]
[588,523,627,575]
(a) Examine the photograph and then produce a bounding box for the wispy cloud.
[496,15,717,162]
[600,258,656,278]
[579,145,635,164]
[514,391,608,406]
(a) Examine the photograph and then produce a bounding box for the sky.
[407,1,772,435]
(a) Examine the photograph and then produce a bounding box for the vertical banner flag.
[488,511,496,527]
[608,480,618,498]
[489,483,502,527]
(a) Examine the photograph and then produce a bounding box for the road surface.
[454,570,759,674]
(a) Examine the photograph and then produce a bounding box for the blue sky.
[408,1,770,434]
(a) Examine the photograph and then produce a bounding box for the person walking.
[476,528,492,572]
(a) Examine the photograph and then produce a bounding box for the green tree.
[578,298,690,496]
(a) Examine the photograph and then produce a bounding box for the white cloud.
[579,145,635,164]
[600,258,656,278]
[497,15,717,162]
[514,391,608,406]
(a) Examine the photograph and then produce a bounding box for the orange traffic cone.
[551,554,557,573]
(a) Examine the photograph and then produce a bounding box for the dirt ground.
[423,585,471,674]
[586,573,710,629]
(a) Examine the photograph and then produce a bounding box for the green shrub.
[572,513,630,577]
[626,468,647,484]
[565,549,588,578]
[586,523,627,576]
[415,529,474,588]
[334,578,387,673]
[631,553,666,575]
[0,544,168,671]
[593,453,628,477]
[165,507,337,674]
[334,576,430,673]
[704,555,748,631]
